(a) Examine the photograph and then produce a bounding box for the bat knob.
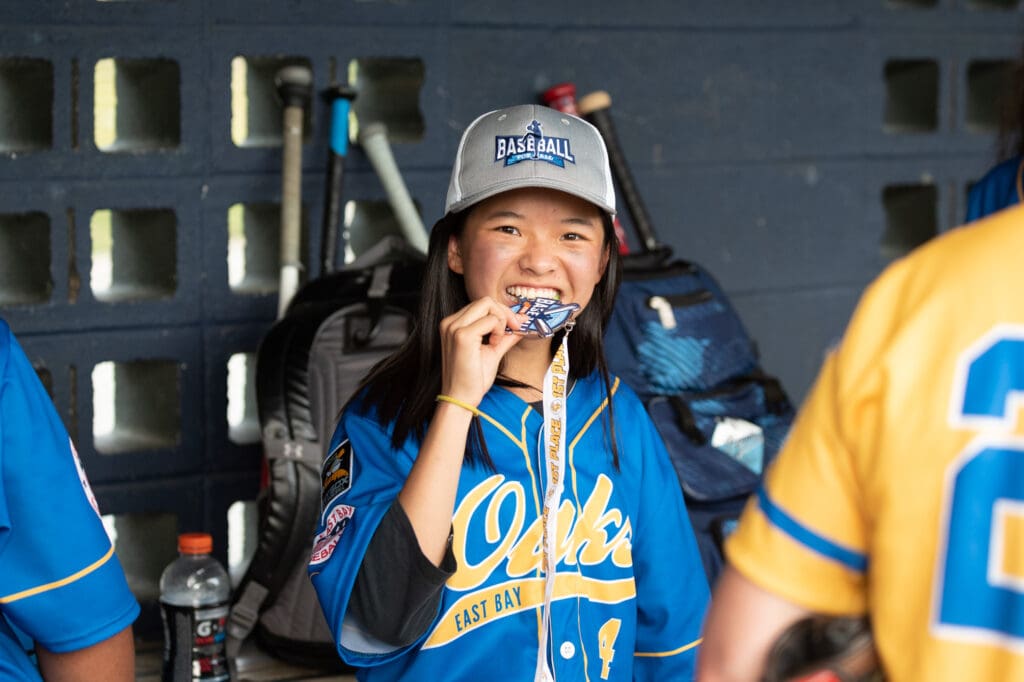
[358,121,387,144]
[275,64,313,108]
[542,82,578,115]
[323,84,357,103]
[577,90,612,116]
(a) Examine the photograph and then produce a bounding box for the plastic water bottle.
[159,532,232,682]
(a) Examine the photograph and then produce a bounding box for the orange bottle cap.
[178,532,213,554]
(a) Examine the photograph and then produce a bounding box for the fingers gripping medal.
[508,296,580,337]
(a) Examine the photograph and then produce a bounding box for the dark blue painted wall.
[2,0,1022,632]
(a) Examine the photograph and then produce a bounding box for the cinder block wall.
[2,1,1021,635]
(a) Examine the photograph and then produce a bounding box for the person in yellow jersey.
[697,203,1024,681]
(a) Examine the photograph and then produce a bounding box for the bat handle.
[542,84,631,255]
[578,91,660,253]
[358,122,429,254]
[275,65,313,318]
[320,85,357,275]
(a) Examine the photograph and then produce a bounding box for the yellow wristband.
[435,394,481,416]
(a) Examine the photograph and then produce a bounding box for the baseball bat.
[542,83,630,255]
[541,82,581,116]
[358,122,429,254]
[275,64,313,318]
[577,90,660,253]
[319,84,357,275]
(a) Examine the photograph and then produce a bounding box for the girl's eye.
[562,232,585,241]
[496,225,520,235]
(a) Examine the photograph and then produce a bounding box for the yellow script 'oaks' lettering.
[449,473,632,591]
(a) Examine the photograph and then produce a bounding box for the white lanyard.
[534,332,570,682]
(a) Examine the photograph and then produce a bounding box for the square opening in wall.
[0,211,52,306]
[881,183,938,259]
[90,208,177,302]
[227,352,259,445]
[342,199,418,264]
[34,365,54,399]
[231,56,313,148]
[0,58,53,153]
[92,359,181,454]
[884,59,939,133]
[967,60,1015,132]
[968,0,1019,9]
[101,512,179,601]
[94,57,180,152]
[228,202,307,294]
[227,500,257,586]
[347,58,424,143]
[884,0,938,7]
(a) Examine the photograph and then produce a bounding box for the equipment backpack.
[559,90,797,586]
[226,238,424,670]
[605,246,796,585]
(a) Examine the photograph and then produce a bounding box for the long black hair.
[347,204,624,468]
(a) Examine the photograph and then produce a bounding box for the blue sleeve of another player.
[966,156,1021,223]
[308,406,424,667]
[626,394,710,681]
[0,322,139,653]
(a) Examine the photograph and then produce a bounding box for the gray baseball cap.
[444,104,616,217]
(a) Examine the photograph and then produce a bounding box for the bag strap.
[225,580,270,663]
[741,370,793,415]
[668,395,706,445]
[226,307,335,664]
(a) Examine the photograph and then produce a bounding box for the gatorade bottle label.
[161,602,231,681]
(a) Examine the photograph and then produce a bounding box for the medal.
[508,296,580,337]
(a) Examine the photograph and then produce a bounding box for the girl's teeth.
[507,287,561,301]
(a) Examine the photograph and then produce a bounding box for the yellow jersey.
[727,203,1024,681]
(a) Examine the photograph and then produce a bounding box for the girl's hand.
[438,297,527,406]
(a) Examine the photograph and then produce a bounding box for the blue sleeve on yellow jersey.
[0,321,139,670]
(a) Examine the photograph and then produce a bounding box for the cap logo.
[494,119,576,169]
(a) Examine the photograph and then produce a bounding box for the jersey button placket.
[559,641,575,659]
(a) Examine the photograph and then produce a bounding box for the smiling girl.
[309,104,709,682]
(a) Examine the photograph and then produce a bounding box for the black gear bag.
[225,237,423,670]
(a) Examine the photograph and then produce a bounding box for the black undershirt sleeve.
[348,499,456,647]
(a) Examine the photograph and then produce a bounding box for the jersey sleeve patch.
[321,439,354,509]
[310,503,355,566]
[756,487,867,572]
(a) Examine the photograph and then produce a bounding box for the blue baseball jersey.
[309,373,709,681]
[966,155,1022,223]
[0,321,139,679]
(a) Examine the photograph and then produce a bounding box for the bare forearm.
[36,625,135,682]
[398,401,475,564]
[401,296,525,565]
[697,566,809,682]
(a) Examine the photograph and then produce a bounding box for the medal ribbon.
[534,332,570,682]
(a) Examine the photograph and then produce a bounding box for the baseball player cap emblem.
[494,119,576,169]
